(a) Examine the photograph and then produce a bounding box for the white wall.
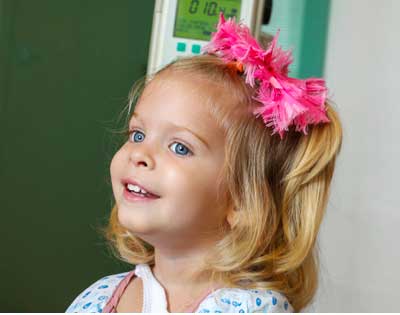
[305,0,400,312]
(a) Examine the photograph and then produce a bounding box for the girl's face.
[110,75,230,251]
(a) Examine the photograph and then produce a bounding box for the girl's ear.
[226,205,239,229]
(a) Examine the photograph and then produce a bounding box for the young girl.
[66,13,342,313]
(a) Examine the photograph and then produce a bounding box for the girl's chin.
[117,207,160,235]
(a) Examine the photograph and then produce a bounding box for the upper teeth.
[127,184,148,195]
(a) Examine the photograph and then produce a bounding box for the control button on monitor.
[177,42,186,52]
[192,44,201,54]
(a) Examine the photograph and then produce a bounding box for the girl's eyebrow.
[130,113,210,149]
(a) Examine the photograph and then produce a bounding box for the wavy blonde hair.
[99,54,343,312]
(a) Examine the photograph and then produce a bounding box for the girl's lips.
[123,185,160,202]
[121,178,160,197]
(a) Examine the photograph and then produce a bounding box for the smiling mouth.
[123,184,160,200]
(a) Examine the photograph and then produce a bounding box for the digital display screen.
[174,0,242,41]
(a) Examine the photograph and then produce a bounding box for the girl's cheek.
[110,151,123,177]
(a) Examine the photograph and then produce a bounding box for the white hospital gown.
[65,263,294,313]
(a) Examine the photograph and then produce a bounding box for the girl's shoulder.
[196,287,294,313]
[65,270,130,313]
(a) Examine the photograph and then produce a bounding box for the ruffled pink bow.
[202,13,331,139]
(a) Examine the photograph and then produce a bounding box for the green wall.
[0,0,154,311]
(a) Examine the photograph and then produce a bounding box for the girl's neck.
[148,247,226,312]
[151,250,212,290]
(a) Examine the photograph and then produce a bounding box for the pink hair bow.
[202,13,331,139]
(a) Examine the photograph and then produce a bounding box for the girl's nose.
[129,147,155,169]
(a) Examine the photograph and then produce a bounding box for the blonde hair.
[99,54,343,312]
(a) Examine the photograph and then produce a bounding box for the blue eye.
[128,129,192,157]
[131,130,145,142]
[170,143,191,156]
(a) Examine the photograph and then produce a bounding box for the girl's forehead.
[139,76,219,112]
[132,77,228,145]
[146,74,212,94]
[135,72,241,133]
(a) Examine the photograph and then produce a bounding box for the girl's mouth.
[123,184,160,202]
